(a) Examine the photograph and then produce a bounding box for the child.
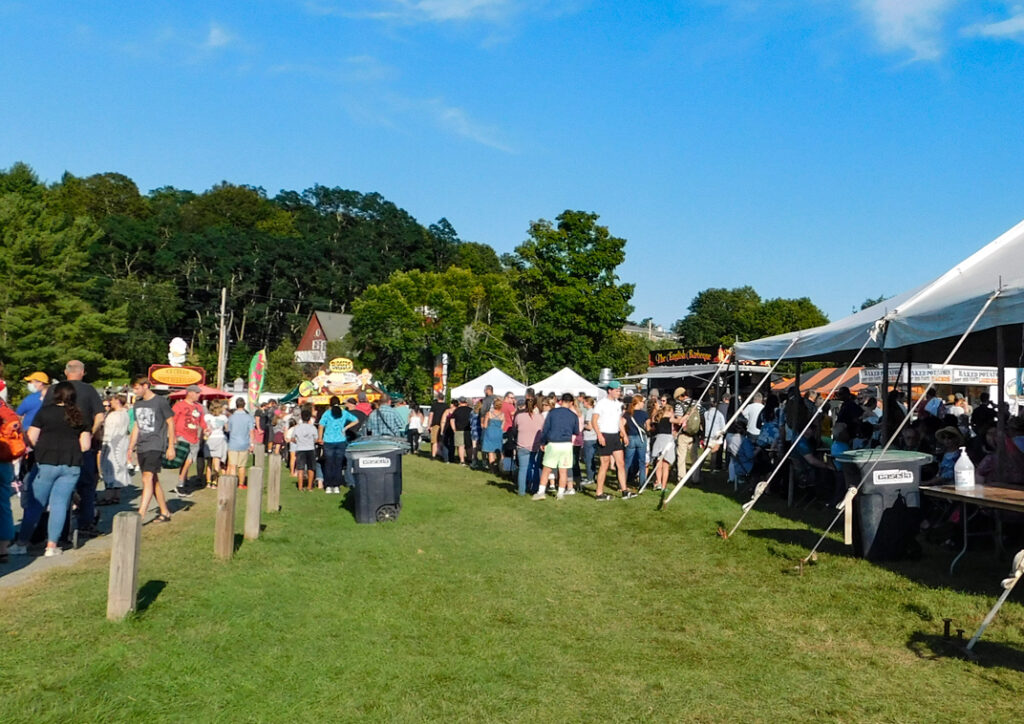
[291,410,319,492]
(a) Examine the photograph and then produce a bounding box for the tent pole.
[906,358,913,417]
[881,350,889,441]
[997,326,1006,481]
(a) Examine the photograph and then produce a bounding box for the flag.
[432,353,449,399]
[248,349,267,411]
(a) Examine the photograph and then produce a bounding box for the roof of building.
[313,311,352,341]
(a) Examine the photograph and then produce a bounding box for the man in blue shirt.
[534,393,581,501]
[17,371,48,429]
[225,398,256,488]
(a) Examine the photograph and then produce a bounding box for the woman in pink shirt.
[513,398,544,496]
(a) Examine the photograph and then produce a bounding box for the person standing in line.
[534,393,582,500]
[203,399,229,488]
[406,405,424,455]
[427,393,447,459]
[481,398,505,474]
[513,397,544,496]
[9,382,92,556]
[172,384,207,496]
[580,396,598,485]
[61,360,105,537]
[623,394,649,487]
[671,387,702,485]
[592,381,635,500]
[291,409,319,492]
[743,392,765,443]
[480,385,496,417]
[317,397,358,494]
[127,376,175,524]
[99,394,130,505]
[225,397,256,489]
[450,397,473,466]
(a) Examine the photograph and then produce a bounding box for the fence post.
[106,511,141,621]
[215,474,238,560]
[267,453,282,512]
[253,444,266,471]
[245,467,264,540]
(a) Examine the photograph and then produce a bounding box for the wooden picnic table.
[920,483,1024,574]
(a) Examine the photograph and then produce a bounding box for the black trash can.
[346,440,405,524]
[836,449,931,561]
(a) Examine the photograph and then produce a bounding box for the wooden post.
[844,495,854,546]
[215,474,238,560]
[244,467,263,540]
[106,511,142,621]
[267,453,282,513]
[253,444,266,471]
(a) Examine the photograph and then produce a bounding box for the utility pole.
[216,287,227,389]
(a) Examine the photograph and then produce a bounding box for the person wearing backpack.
[0,393,28,561]
[672,387,703,484]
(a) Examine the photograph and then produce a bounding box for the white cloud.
[203,22,236,49]
[857,0,957,61]
[963,9,1024,40]
[420,97,515,151]
[304,0,547,24]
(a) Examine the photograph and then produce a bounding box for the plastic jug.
[954,447,975,491]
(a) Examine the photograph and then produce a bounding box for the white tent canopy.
[735,218,1024,365]
[530,368,602,397]
[450,368,526,399]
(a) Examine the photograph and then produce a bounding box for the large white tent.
[530,368,602,397]
[735,218,1024,365]
[450,368,526,399]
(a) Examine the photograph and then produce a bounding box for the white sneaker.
[8,542,28,555]
[531,491,547,501]
[556,491,565,500]
[564,488,576,496]
[44,546,62,557]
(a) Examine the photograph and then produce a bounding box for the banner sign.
[860,366,999,386]
[649,346,770,368]
[432,353,449,399]
[148,364,206,388]
[247,349,267,411]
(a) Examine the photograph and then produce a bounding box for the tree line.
[0,161,830,402]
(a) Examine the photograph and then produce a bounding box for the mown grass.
[3,456,1024,722]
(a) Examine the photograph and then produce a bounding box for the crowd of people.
[4,358,1024,562]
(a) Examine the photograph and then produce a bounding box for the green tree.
[672,286,828,346]
[265,338,305,392]
[511,210,634,380]
[450,241,501,274]
[755,297,829,337]
[860,295,889,311]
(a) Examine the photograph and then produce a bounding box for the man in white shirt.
[743,392,765,441]
[590,381,635,500]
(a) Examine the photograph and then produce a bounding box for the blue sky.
[3,1,1024,330]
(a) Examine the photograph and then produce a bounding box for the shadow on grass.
[907,630,1024,672]
[745,527,849,558]
[233,533,243,552]
[136,580,167,612]
[484,478,517,495]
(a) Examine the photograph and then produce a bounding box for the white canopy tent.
[530,368,602,397]
[735,218,1024,365]
[450,367,526,399]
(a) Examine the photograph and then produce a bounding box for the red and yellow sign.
[148,364,206,388]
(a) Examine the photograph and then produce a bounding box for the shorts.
[227,449,249,468]
[454,430,471,448]
[651,434,676,465]
[137,450,163,475]
[204,436,227,460]
[430,425,441,444]
[596,433,623,456]
[542,441,573,469]
[294,449,317,472]
[179,439,200,463]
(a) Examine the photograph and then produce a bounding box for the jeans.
[516,448,539,496]
[323,441,347,487]
[19,464,80,545]
[624,436,647,485]
[0,462,13,542]
[582,440,597,481]
[75,451,99,530]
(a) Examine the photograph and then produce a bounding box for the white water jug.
[954,447,975,491]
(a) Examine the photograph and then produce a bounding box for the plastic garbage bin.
[836,449,931,561]
[346,439,405,524]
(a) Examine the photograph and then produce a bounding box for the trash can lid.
[347,439,405,456]
[835,449,932,464]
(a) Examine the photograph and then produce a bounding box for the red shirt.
[172,400,206,444]
[502,400,517,431]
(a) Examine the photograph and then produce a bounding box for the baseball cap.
[24,371,49,385]
[186,384,202,393]
[607,380,621,389]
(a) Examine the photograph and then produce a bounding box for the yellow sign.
[329,357,354,373]
[149,365,205,387]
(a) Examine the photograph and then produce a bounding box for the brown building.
[294,311,352,365]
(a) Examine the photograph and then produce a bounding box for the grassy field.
[3,455,1024,722]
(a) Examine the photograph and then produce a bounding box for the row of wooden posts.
[107,448,285,621]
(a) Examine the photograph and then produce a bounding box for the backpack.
[682,403,701,436]
[0,399,27,462]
